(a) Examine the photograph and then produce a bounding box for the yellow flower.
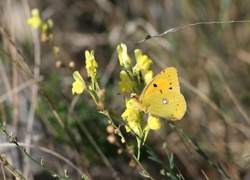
[117,43,132,68]
[147,115,161,130]
[85,50,98,78]
[27,9,42,29]
[126,121,141,135]
[133,49,152,75]
[119,70,136,93]
[41,19,54,42]
[72,71,86,94]
[121,98,139,122]
[121,99,142,135]
[143,114,162,143]
[143,70,154,84]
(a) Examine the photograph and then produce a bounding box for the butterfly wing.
[140,67,180,100]
[141,90,186,120]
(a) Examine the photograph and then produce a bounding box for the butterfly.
[134,67,186,121]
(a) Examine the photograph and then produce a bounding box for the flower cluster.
[27,9,53,42]
[121,98,142,135]
[117,43,161,143]
[117,44,154,94]
[85,50,98,80]
[71,43,162,145]
[72,50,99,95]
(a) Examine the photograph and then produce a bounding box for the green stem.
[0,123,70,179]
[133,155,154,179]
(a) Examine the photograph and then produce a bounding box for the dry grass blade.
[135,20,250,43]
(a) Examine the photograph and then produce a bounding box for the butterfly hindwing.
[141,90,186,120]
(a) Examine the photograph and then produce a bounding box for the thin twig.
[135,20,250,43]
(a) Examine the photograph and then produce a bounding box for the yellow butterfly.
[135,67,186,121]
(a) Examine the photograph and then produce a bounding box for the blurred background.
[1,0,250,179]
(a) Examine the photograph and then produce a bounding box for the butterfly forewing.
[141,67,180,99]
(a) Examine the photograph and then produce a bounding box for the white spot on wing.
[162,98,168,104]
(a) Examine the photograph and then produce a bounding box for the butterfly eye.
[162,98,168,104]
